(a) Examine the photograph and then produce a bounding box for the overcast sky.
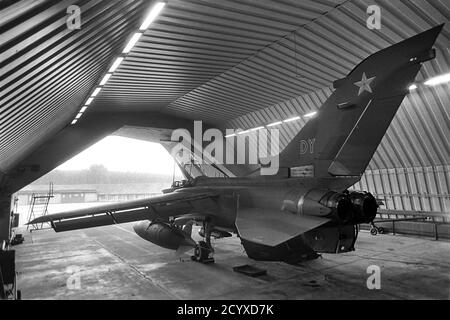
[56,136,182,176]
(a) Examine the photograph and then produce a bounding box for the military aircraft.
[30,25,443,265]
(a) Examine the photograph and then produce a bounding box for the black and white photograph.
[0,0,449,306]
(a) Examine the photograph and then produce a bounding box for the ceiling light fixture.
[80,106,87,113]
[92,87,101,97]
[267,121,282,127]
[139,1,166,30]
[85,97,94,105]
[304,112,317,118]
[100,73,112,86]
[424,73,450,86]
[283,116,301,123]
[122,33,142,53]
[109,57,124,73]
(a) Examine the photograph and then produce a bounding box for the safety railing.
[361,209,449,240]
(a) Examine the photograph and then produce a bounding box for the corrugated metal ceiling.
[1,0,449,177]
[1,0,149,172]
[94,0,350,111]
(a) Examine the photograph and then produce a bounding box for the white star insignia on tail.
[354,72,376,96]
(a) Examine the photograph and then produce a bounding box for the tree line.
[31,164,175,185]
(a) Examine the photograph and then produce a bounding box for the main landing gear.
[191,220,215,264]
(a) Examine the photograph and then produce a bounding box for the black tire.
[370,228,378,236]
[378,227,385,234]
[194,241,210,261]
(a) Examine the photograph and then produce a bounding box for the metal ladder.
[26,183,54,231]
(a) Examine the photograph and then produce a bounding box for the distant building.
[17,183,169,205]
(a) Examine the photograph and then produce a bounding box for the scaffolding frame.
[26,183,54,231]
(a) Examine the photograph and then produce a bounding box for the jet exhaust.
[347,191,378,224]
[297,189,378,225]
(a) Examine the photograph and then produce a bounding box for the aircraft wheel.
[378,227,385,234]
[370,228,378,236]
[194,241,210,261]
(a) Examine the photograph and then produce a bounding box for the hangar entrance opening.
[14,136,183,227]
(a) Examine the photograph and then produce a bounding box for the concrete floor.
[14,223,450,300]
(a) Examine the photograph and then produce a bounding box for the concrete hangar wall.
[0,0,449,244]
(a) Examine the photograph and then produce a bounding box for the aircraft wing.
[29,190,219,232]
[235,207,330,247]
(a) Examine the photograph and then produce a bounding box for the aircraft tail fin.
[278,25,443,180]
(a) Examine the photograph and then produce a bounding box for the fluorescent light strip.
[424,73,450,86]
[109,57,124,73]
[408,84,418,91]
[267,121,282,127]
[139,2,166,30]
[71,2,166,128]
[92,87,101,97]
[100,73,112,86]
[235,113,320,131]
[225,133,236,138]
[123,33,142,53]
[304,111,317,118]
[284,116,300,123]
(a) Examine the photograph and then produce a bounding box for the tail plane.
[278,24,443,180]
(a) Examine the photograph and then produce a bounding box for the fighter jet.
[30,25,443,265]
